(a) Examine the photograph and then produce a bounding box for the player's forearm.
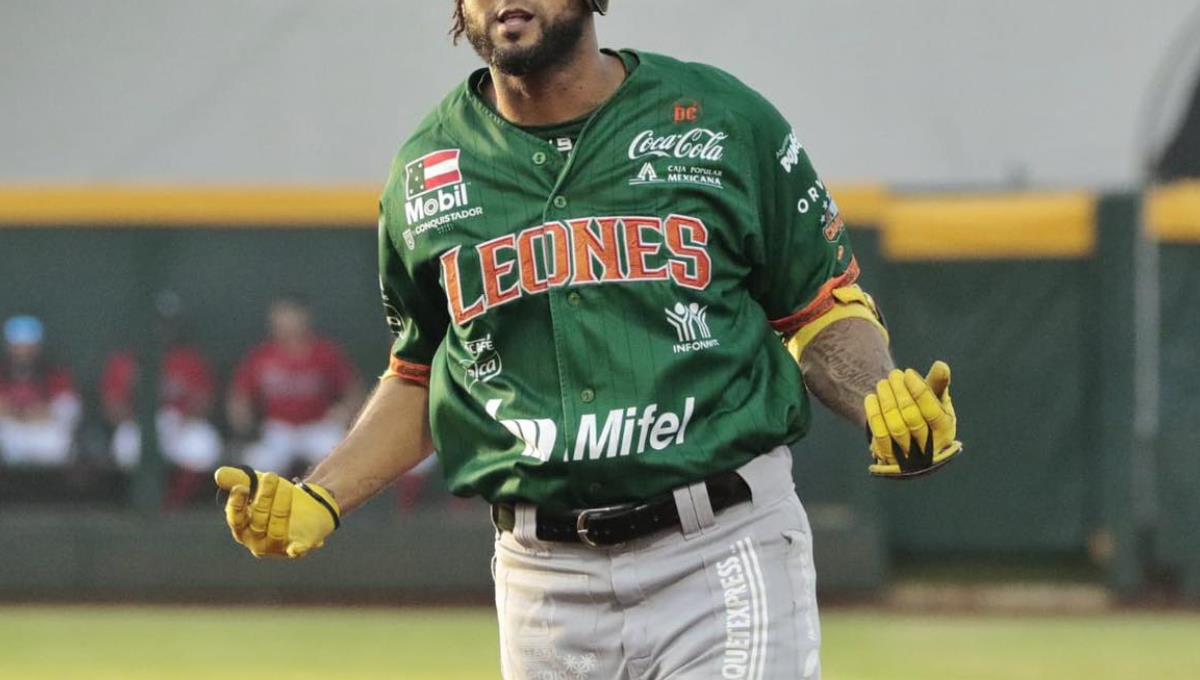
[304,377,434,515]
[799,317,894,425]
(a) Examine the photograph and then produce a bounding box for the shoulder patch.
[776,129,803,174]
[405,149,462,200]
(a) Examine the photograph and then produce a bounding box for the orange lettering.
[516,226,549,295]
[440,246,485,325]
[570,217,623,285]
[477,235,522,309]
[664,215,712,290]
[623,217,668,281]
[544,222,572,288]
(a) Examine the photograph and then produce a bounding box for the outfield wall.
[0,183,1197,599]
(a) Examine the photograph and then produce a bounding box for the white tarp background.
[2,0,1196,188]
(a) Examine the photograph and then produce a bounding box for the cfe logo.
[666,302,719,353]
[461,334,502,391]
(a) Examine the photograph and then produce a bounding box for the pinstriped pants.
[494,447,822,680]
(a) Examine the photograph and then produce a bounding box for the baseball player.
[0,316,81,466]
[215,2,963,678]
[227,297,362,476]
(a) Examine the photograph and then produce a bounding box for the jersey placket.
[539,133,587,472]
[527,77,632,483]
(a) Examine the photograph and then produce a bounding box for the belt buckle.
[574,504,626,548]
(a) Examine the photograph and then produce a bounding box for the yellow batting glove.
[213,466,340,559]
[864,361,963,479]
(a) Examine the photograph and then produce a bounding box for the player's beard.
[465,2,590,77]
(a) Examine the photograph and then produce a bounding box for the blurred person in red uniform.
[101,316,222,507]
[0,316,81,466]
[228,297,362,475]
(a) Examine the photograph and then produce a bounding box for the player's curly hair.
[451,0,467,44]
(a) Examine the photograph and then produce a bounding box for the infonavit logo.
[665,302,719,353]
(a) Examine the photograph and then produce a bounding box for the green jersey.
[379,50,857,511]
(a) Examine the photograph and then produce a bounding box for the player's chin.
[491,44,543,73]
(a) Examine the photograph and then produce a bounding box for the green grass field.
[2,606,1197,679]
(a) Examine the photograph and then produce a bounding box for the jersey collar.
[462,48,646,149]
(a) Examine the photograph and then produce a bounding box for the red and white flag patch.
[405,149,463,199]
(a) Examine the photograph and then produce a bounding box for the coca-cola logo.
[628,128,728,162]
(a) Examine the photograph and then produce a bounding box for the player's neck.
[278,335,314,355]
[485,36,625,127]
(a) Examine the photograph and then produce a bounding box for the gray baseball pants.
[493,446,822,680]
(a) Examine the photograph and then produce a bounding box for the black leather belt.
[491,470,752,547]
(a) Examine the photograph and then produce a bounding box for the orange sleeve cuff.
[382,356,431,387]
[768,257,862,338]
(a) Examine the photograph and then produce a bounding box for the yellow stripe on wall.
[882,192,1097,261]
[1147,181,1200,243]
[0,186,380,227]
[832,184,891,228]
[0,184,889,229]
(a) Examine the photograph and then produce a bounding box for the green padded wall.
[1156,243,1200,597]
[0,227,387,406]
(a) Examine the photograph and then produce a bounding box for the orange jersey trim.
[386,357,431,387]
[768,257,862,338]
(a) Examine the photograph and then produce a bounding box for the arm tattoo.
[799,318,894,425]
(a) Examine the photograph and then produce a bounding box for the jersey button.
[552,195,568,209]
[580,388,595,403]
[532,151,548,166]
[567,291,582,306]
